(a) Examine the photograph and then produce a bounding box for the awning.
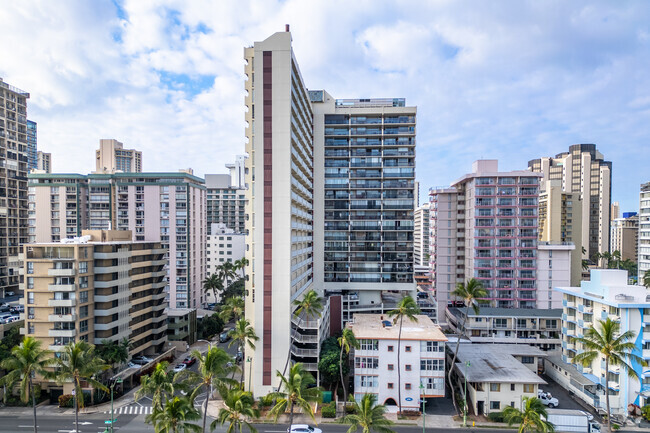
[583,373,600,385]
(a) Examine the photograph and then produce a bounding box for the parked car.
[288,425,323,433]
[219,330,232,343]
[6,291,14,297]
[0,306,9,313]
[173,363,187,373]
[128,362,139,369]
[538,392,559,408]
[131,355,154,365]
[0,313,12,322]
[182,356,196,366]
[235,351,243,364]
[10,305,24,314]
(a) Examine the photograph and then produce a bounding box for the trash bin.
[322,391,332,403]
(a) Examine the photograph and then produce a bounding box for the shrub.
[401,410,421,417]
[642,405,650,422]
[612,424,620,431]
[258,394,274,408]
[488,411,504,422]
[58,394,74,408]
[321,403,336,418]
[345,403,357,414]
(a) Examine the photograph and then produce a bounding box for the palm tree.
[213,387,259,433]
[178,346,237,433]
[446,279,487,414]
[219,261,239,293]
[573,318,646,433]
[97,338,130,371]
[228,318,259,387]
[338,328,359,411]
[220,296,245,323]
[233,257,249,273]
[51,341,109,433]
[203,273,222,304]
[0,337,55,433]
[644,269,650,289]
[269,363,321,427]
[281,290,324,380]
[145,395,202,433]
[502,396,555,433]
[340,393,394,433]
[387,295,420,415]
[611,250,621,269]
[135,361,175,411]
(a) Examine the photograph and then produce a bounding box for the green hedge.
[321,403,336,418]
[488,411,504,422]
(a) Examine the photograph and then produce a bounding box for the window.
[79,305,89,319]
[405,383,411,390]
[355,357,379,369]
[79,261,88,274]
[27,277,34,289]
[28,292,34,304]
[490,401,501,410]
[359,339,378,351]
[80,320,88,333]
[405,365,412,371]
[79,276,88,289]
[388,383,394,389]
[510,384,515,391]
[405,346,412,352]
[388,346,394,352]
[359,376,378,388]
[27,262,33,274]
[28,323,34,334]
[422,341,442,352]
[523,384,534,393]
[521,356,534,364]
[388,364,394,371]
[79,291,88,304]
[420,359,444,371]
[490,383,500,392]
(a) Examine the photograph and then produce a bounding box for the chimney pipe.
[285,24,290,32]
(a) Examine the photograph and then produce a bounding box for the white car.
[538,393,559,408]
[173,363,187,373]
[288,425,322,433]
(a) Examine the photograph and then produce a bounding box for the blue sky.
[1,0,649,211]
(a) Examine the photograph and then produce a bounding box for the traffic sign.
[105,419,117,424]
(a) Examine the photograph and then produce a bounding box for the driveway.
[540,373,598,418]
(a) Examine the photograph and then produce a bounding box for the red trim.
[262,51,273,386]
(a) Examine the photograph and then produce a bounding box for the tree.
[0,337,55,433]
[340,393,394,433]
[203,273,222,303]
[619,259,637,277]
[220,296,245,323]
[503,396,555,433]
[213,387,259,433]
[318,347,345,390]
[228,318,259,387]
[447,279,487,415]
[221,278,245,301]
[0,325,22,361]
[387,295,420,415]
[573,318,646,433]
[198,313,225,340]
[269,363,321,427]
[51,341,109,433]
[96,338,130,369]
[644,269,650,289]
[281,290,324,381]
[145,395,202,433]
[233,257,249,273]
[135,361,175,411]
[338,328,359,410]
[611,251,621,269]
[178,346,237,433]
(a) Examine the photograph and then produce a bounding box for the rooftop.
[448,307,562,319]
[448,343,548,384]
[555,269,650,306]
[348,314,447,341]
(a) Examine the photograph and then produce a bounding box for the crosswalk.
[105,401,205,416]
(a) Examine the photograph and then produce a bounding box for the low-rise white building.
[447,343,548,416]
[348,314,447,410]
[536,242,574,309]
[205,223,245,304]
[547,269,650,415]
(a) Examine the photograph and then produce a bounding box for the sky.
[1,0,649,211]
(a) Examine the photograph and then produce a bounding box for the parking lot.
[540,373,598,418]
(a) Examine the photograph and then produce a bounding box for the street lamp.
[463,361,470,427]
[110,378,123,433]
[247,356,252,393]
[419,381,425,433]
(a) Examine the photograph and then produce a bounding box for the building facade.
[528,144,612,263]
[430,160,542,324]
[414,204,430,267]
[36,151,51,173]
[21,230,167,375]
[206,173,246,235]
[27,172,206,309]
[349,314,447,409]
[243,30,319,395]
[550,269,650,414]
[640,183,650,279]
[26,120,37,171]
[95,139,142,173]
[610,212,638,263]
[311,90,417,326]
[205,223,245,303]
[0,78,30,297]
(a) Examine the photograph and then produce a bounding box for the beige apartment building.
[538,179,582,285]
[95,138,142,173]
[36,151,51,173]
[610,212,638,262]
[21,230,168,394]
[529,144,612,263]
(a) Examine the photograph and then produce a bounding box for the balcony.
[48,268,76,276]
[290,345,318,357]
[48,284,76,292]
[48,314,76,322]
[49,329,76,338]
[48,299,76,307]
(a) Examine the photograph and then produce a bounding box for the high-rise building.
[414,204,430,267]
[95,139,142,173]
[27,171,206,309]
[528,144,612,262]
[430,160,556,323]
[205,173,246,235]
[610,212,638,263]
[244,30,327,395]
[0,78,30,297]
[205,223,245,303]
[36,151,51,173]
[312,90,417,325]
[639,182,650,279]
[538,179,582,285]
[225,155,248,189]
[26,120,37,171]
[21,230,168,394]
[611,201,620,222]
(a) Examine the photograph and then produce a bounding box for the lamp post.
[247,356,252,392]
[419,381,425,433]
[110,378,123,433]
[463,361,470,427]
